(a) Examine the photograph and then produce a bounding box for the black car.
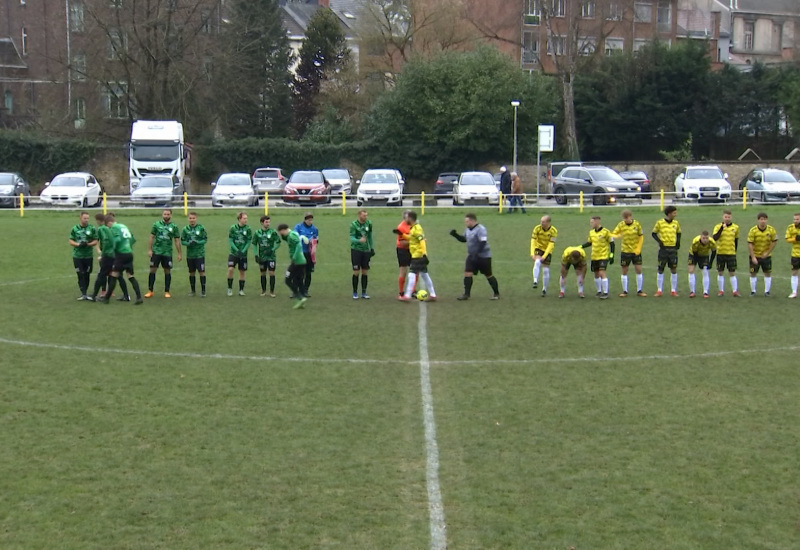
[618,170,651,197]
[552,166,641,205]
[0,172,31,207]
[434,172,459,197]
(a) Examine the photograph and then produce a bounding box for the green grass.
[1,205,799,549]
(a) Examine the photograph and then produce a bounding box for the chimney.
[318,0,330,7]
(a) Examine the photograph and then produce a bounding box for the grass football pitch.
[1,204,799,549]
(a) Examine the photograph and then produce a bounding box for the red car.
[282,171,331,204]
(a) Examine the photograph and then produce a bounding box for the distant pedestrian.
[499,166,511,201]
[508,172,526,213]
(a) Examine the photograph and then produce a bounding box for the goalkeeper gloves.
[449,229,458,238]
[608,255,614,265]
[392,229,402,235]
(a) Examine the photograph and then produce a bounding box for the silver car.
[252,167,285,195]
[211,173,258,207]
[322,168,353,195]
[129,175,185,206]
[0,172,31,207]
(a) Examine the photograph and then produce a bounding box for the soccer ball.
[416,290,429,301]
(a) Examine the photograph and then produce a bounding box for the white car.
[322,168,353,195]
[211,173,258,207]
[674,166,732,202]
[40,172,102,207]
[452,171,500,206]
[356,169,404,207]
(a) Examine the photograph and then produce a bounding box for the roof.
[281,2,356,40]
[0,38,26,69]
[733,0,800,16]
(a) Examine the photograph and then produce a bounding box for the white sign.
[538,125,555,152]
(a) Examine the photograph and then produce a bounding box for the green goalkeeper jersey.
[151,219,180,256]
[349,219,374,252]
[181,224,207,259]
[229,223,253,257]
[253,228,281,262]
[284,230,307,265]
[111,223,136,254]
[97,225,115,257]
[70,223,98,258]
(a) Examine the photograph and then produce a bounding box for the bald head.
[541,215,551,229]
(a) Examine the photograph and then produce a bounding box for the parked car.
[434,172,460,197]
[452,171,500,206]
[0,172,31,207]
[552,166,640,206]
[356,169,404,207]
[618,170,651,197]
[211,173,258,207]
[547,161,583,193]
[322,168,353,195]
[40,172,102,207]
[283,170,331,204]
[674,166,732,202]
[252,167,285,195]
[739,168,800,202]
[129,175,185,206]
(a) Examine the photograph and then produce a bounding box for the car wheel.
[554,187,567,205]
[24,195,30,206]
[592,190,606,206]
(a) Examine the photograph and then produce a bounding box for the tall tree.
[293,8,350,137]
[215,0,294,138]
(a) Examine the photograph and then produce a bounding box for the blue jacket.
[294,222,319,254]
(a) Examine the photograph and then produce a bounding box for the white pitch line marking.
[0,275,72,287]
[417,303,447,550]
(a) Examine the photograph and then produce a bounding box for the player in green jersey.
[100,213,143,305]
[253,215,281,297]
[181,212,208,297]
[69,211,99,300]
[349,209,374,299]
[277,223,308,309]
[227,212,253,296]
[89,213,119,301]
[146,209,182,298]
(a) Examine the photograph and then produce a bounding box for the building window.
[656,0,671,31]
[606,2,623,20]
[525,0,540,16]
[578,37,596,55]
[69,2,85,32]
[4,91,13,115]
[522,31,539,63]
[20,27,28,55]
[110,0,122,7]
[633,38,649,52]
[552,0,566,17]
[102,82,128,119]
[605,37,624,55]
[107,29,127,59]
[72,53,87,81]
[743,22,754,51]
[74,97,86,128]
[634,1,652,23]
[581,1,595,18]
[547,35,566,55]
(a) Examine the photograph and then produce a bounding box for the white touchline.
[0,275,72,287]
[418,303,447,550]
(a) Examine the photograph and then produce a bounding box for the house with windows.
[728,0,800,67]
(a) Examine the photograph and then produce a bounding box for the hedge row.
[0,131,96,183]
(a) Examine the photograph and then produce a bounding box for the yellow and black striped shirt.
[586,228,613,261]
[561,246,586,265]
[690,236,716,256]
[612,220,643,254]
[531,225,558,256]
[785,224,800,258]
[712,223,739,255]
[652,219,681,247]
[747,225,778,257]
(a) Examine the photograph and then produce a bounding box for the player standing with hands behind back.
[652,205,681,297]
[227,212,252,296]
[181,212,207,297]
[349,209,374,300]
[747,212,777,297]
[146,209,182,299]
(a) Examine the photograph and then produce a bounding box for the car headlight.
[605,187,617,192]
[635,186,641,192]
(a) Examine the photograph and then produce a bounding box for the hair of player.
[237,211,247,220]
[277,223,289,231]
[403,209,412,217]
[163,208,173,214]
[621,210,632,218]
[407,211,418,221]
[465,213,477,222]
[358,209,367,216]
[664,205,677,215]
[542,215,551,223]
[591,216,601,221]
[723,209,732,215]
[701,231,709,236]
[188,211,197,217]
[260,215,270,223]
[104,213,115,223]
[304,212,314,220]
[571,250,582,261]
[795,213,800,217]
[80,211,89,217]
[94,213,105,222]
[757,212,768,219]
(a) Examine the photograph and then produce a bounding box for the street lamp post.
[511,100,520,174]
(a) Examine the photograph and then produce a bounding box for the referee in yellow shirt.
[747,212,778,296]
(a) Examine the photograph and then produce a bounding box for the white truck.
[128,120,188,193]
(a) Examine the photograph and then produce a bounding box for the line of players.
[533,207,800,299]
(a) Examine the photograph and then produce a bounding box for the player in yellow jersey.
[785,213,800,298]
[687,231,716,298]
[394,211,437,302]
[582,216,614,299]
[651,205,681,297]
[747,212,778,296]
[712,210,740,297]
[530,215,557,296]
[611,210,646,297]
[559,246,587,298]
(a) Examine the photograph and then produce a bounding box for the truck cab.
[129,120,188,194]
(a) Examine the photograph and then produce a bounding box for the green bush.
[0,131,96,183]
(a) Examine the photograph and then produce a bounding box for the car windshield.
[620,172,646,179]
[765,171,798,183]
[218,174,251,186]
[291,172,324,184]
[254,169,279,178]
[131,144,179,162]
[587,169,625,182]
[687,168,724,179]
[139,177,173,188]
[50,176,86,187]
[362,172,398,185]
[322,169,349,179]
[0,174,14,185]
[461,174,495,186]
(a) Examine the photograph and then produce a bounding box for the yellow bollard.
[498,191,503,213]
[183,192,188,216]
[103,192,107,215]
[660,189,665,211]
[579,191,584,213]
[264,192,268,216]
[421,191,425,216]
[19,194,24,217]
[342,191,346,215]
[742,188,747,210]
